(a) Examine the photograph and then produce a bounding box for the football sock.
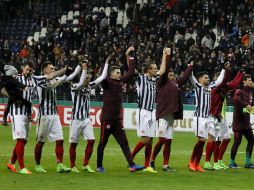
[213,141,220,163]
[151,138,166,161]
[55,140,64,163]
[34,142,44,165]
[10,146,17,164]
[144,143,152,167]
[205,141,214,162]
[83,140,95,166]
[131,141,145,159]
[194,141,205,165]
[218,139,230,160]
[246,152,252,165]
[16,139,26,169]
[69,143,77,168]
[191,141,204,162]
[230,159,235,165]
[163,139,172,166]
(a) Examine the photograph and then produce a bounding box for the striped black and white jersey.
[71,84,94,120]
[135,74,157,111]
[36,76,65,116]
[9,74,46,115]
[190,70,225,118]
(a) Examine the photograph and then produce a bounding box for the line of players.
[1,46,253,174]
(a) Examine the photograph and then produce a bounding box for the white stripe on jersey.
[37,79,58,115]
[71,85,92,120]
[10,74,44,115]
[135,74,157,111]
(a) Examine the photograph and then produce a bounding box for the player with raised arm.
[68,57,109,173]
[96,46,143,173]
[150,48,193,172]
[188,64,225,172]
[34,61,73,173]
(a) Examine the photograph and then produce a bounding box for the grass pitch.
[0,126,253,190]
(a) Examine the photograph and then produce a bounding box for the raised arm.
[158,48,171,76]
[89,55,110,86]
[65,65,82,82]
[45,67,66,80]
[227,71,244,90]
[125,46,135,67]
[121,56,135,82]
[213,68,225,87]
[189,71,199,86]
[177,61,193,87]
[72,63,87,90]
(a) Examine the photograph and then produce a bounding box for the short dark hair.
[23,61,34,69]
[143,62,155,73]
[243,74,251,81]
[41,61,53,73]
[196,71,208,80]
[109,65,120,75]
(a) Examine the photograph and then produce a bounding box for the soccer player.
[96,46,143,173]
[188,67,225,172]
[2,62,37,174]
[150,48,193,172]
[69,58,109,173]
[204,65,244,170]
[34,61,73,173]
[131,53,158,173]
[229,74,254,169]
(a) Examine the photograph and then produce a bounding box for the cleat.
[218,160,229,169]
[163,166,176,172]
[2,119,8,126]
[213,162,224,170]
[56,163,71,173]
[150,160,155,169]
[229,163,240,169]
[143,167,157,173]
[7,163,17,172]
[204,162,214,170]
[129,165,144,172]
[188,161,196,172]
[82,165,95,173]
[245,163,254,169]
[19,168,32,175]
[195,165,206,172]
[97,167,106,173]
[35,165,47,173]
[71,167,80,173]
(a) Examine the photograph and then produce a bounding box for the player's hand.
[82,62,88,70]
[125,46,135,55]
[65,66,74,76]
[163,47,171,56]
[224,62,231,70]
[105,54,112,64]
[246,105,253,112]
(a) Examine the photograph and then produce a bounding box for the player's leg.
[48,115,71,173]
[151,118,168,167]
[34,115,48,172]
[97,121,112,172]
[218,120,230,168]
[230,130,243,168]
[243,129,254,168]
[68,119,80,172]
[82,118,95,173]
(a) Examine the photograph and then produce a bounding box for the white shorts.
[69,118,95,143]
[207,116,231,141]
[136,109,156,137]
[36,115,63,142]
[10,115,30,140]
[193,117,208,139]
[156,114,174,139]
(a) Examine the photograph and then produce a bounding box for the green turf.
[0,125,253,190]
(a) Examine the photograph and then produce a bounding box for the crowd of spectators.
[0,0,254,104]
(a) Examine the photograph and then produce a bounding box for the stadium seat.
[112,7,117,11]
[99,7,105,12]
[105,7,111,16]
[33,32,40,42]
[73,19,79,25]
[41,27,47,35]
[74,11,80,18]
[67,11,74,20]
[60,15,67,25]
[93,7,99,12]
